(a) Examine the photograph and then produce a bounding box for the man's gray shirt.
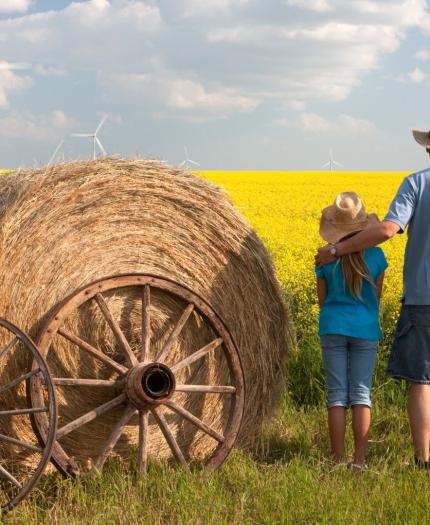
[385,167,430,305]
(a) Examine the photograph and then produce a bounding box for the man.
[315,130,430,467]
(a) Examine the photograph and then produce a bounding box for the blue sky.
[1,0,430,170]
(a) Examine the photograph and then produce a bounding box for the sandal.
[329,461,350,472]
[414,456,430,470]
[351,463,368,473]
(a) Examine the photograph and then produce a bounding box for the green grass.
[6,398,427,525]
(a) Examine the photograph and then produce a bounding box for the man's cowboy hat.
[412,129,430,147]
[320,192,379,244]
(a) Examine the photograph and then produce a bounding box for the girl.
[315,192,388,470]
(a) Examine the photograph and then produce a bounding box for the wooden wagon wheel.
[30,274,244,476]
[0,318,57,512]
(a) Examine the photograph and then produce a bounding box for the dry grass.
[0,158,289,472]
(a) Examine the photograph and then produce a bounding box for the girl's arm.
[316,277,327,307]
[375,272,385,302]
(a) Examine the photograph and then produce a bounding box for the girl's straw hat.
[320,192,379,244]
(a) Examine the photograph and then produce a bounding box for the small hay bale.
[0,158,289,469]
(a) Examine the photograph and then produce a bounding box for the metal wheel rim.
[0,318,57,513]
[30,273,245,476]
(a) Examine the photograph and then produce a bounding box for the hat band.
[328,218,369,226]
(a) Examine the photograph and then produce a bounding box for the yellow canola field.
[203,171,409,343]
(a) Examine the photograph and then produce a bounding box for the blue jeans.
[320,334,378,408]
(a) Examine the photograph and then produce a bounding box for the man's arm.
[315,220,400,266]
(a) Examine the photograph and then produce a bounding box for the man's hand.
[315,245,336,267]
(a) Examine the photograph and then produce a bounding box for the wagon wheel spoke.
[53,378,122,387]
[155,303,194,363]
[0,464,22,489]
[58,328,128,374]
[0,368,41,396]
[170,338,223,373]
[57,393,126,439]
[0,433,43,453]
[141,285,150,362]
[164,400,224,443]
[0,337,18,361]
[94,293,138,367]
[0,407,48,416]
[94,404,136,470]
[151,406,189,469]
[175,385,236,394]
[137,410,148,473]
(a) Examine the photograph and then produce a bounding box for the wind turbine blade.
[333,161,343,168]
[95,136,107,156]
[322,161,330,168]
[188,160,200,166]
[71,133,92,137]
[48,139,64,166]
[179,161,186,168]
[95,115,107,135]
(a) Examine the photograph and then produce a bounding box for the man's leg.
[408,383,430,462]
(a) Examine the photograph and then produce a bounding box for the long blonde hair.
[336,233,374,299]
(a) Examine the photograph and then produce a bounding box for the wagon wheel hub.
[126,362,176,407]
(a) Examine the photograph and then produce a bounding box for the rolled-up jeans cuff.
[349,388,371,408]
[327,390,348,408]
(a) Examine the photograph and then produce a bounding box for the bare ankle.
[331,453,345,463]
[353,453,366,465]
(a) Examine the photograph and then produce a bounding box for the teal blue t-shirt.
[315,247,388,340]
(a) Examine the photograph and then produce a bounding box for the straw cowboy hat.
[412,129,430,148]
[320,192,379,244]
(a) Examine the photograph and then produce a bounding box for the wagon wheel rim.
[30,274,244,476]
[0,318,57,513]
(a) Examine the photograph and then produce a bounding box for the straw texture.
[0,158,289,470]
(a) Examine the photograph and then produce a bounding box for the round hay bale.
[0,158,289,470]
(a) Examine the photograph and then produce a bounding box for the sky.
[1,0,430,170]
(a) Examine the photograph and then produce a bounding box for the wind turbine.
[179,146,199,169]
[47,139,64,167]
[71,116,107,160]
[322,149,343,171]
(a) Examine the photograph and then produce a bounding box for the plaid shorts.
[387,304,430,384]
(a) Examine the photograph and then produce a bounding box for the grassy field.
[6,171,428,525]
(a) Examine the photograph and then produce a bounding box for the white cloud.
[0,110,74,140]
[182,0,249,17]
[166,79,258,114]
[109,71,259,120]
[286,0,332,12]
[298,113,376,134]
[0,0,31,13]
[0,61,32,107]
[408,67,427,83]
[283,99,306,111]
[0,1,161,66]
[416,49,430,61]
[34,64,67,77]
[0,0,429,121]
